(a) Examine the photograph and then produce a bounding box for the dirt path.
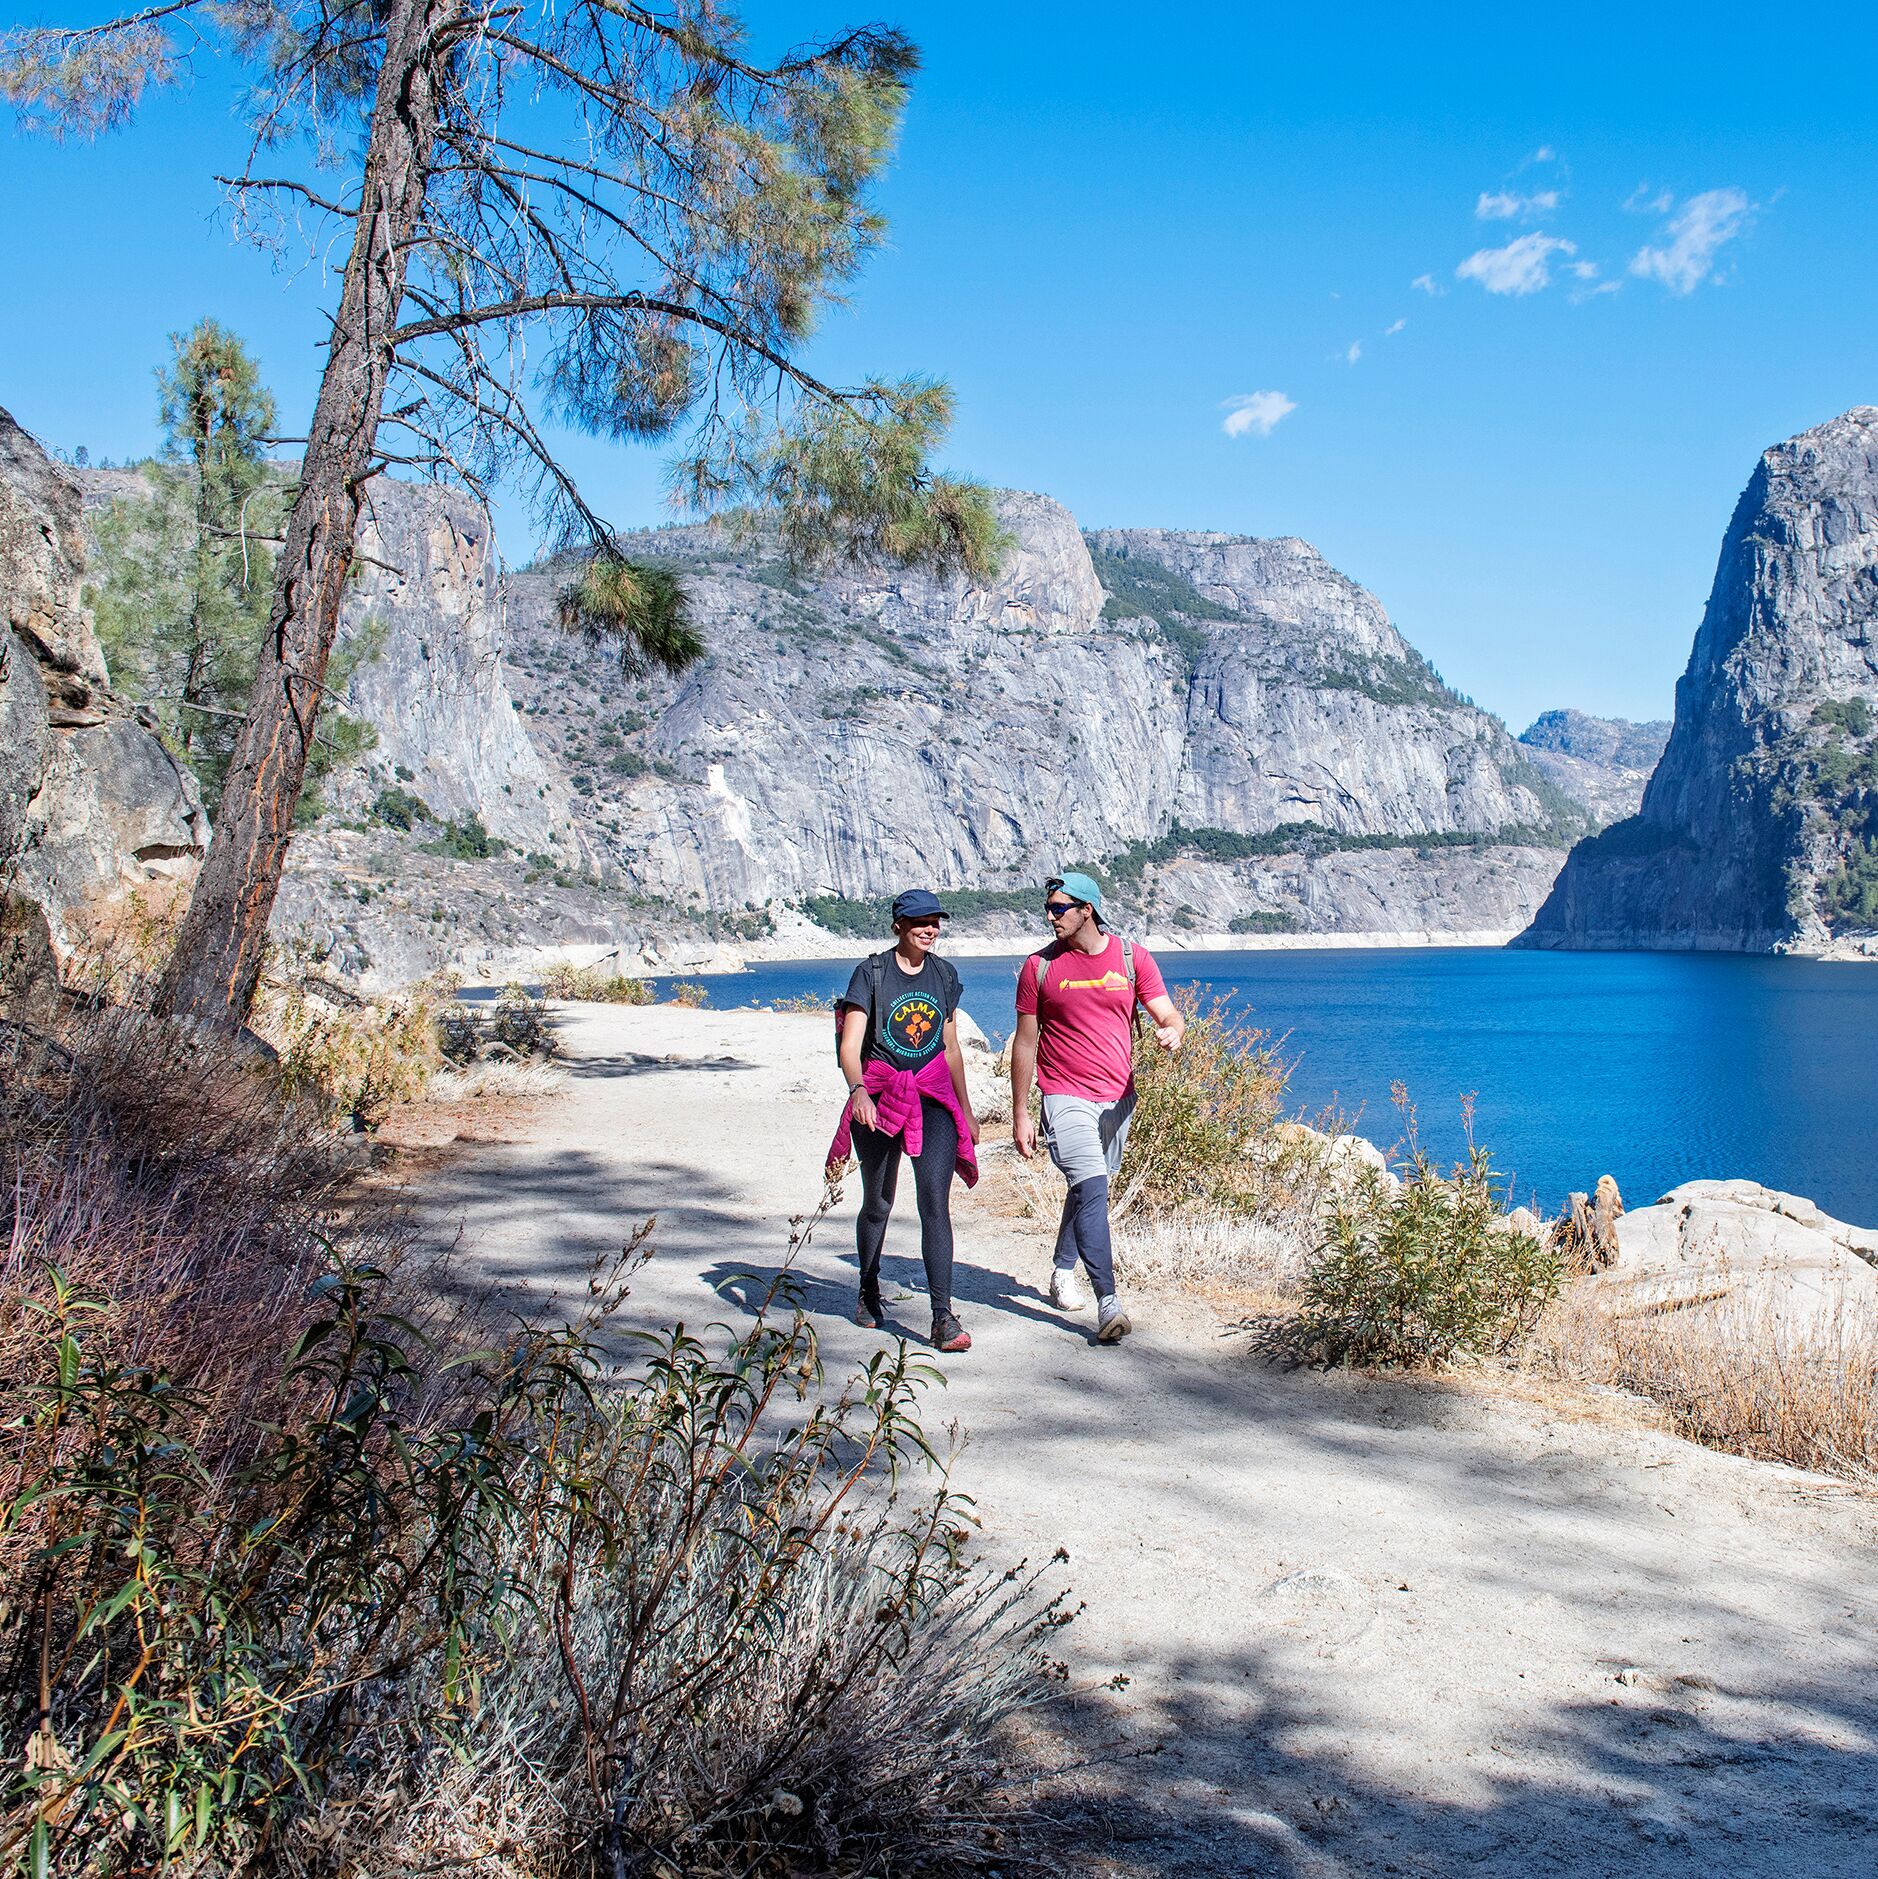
[409,1004,1878,1878]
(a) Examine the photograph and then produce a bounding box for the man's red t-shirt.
[1014,933,1167,1102]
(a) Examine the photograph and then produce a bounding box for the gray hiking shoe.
[1096,1294,1132,1343]
[1049,1265,1089,1312]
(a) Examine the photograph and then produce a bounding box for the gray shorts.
[1041,1087,1137,1187]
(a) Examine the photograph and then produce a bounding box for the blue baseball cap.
[1048,870,1104,915]
[892,888,947,922]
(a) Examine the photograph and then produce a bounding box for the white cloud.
[1629,187,1755,294]
[1411,272,1442,295]
[1532,146,1556,163]
[1345,341,1363,364]
[1569,260,1599,279]
[1455,232,1577,296]
[1384,317,1406,336]
[1624,184,1676,215]
[1475,188,1560,221]
[1221,391,1296,439]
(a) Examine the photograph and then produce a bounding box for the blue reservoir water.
[649,948,1878,1226]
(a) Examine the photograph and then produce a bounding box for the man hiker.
[1011,871,1184,1342]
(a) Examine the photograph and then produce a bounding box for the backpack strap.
[1033,939,1146,1036]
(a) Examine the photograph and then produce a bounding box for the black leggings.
[853,1098,958,1315]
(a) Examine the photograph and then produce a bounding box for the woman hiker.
[826,888,980,1353]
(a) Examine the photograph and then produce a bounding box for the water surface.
[649,948,1878,1226]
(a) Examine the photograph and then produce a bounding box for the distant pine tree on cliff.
[3,3,1001,1027]
[89,322,377,817]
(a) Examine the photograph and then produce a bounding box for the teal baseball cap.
[1047,870,1104,914]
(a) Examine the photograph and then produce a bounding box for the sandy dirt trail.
[412,1003,1878,1878]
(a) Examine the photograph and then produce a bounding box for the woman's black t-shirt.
[843,950,961,1073]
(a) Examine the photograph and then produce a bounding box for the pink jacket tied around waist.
[826,1054,979,1187]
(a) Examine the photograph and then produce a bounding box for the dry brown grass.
[1526,1273,1878,1483]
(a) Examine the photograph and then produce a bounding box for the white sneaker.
[1049,1266,1089,1312]
[1096,1294,1133,1342]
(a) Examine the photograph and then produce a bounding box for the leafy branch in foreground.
[0,1017,1065,1876]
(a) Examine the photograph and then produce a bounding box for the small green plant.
[771,991,830,1013]
[1295,1104,1561,1369]
[371,783,433,830]
[669,979,709,1008]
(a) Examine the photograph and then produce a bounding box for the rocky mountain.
[1,407,205,994]
[1517,709,1670,827]
[259,486,1608,982]
[1522,407,1878,953]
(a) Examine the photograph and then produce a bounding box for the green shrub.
[422,815,508,860]
[371,783,433,830]
[1295,1134,1561,1369]
[1230,909,1297,934]
[669,978,709,1008]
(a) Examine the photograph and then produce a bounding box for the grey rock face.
[490,497,1572,927]
[0,408,106,684]
[1523,407,1878,951]
[1517,709,1670,828]
[275,485,1623,981]
[0,406,206,964]
[332,478,572,852]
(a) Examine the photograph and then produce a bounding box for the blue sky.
[3,1,1874,729]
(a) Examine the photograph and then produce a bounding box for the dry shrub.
[1528,1274,1878,1482]
[252,964,455,1128]
[770,991,830,1014]
[541,960,653,1003]
[668,978,709,1008]
[426,1057,567,1101]
[1115,987,1303,1219]
[1115,1206,1319,1302]
[0,1012,1064,1878]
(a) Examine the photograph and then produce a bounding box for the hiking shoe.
[931,1311,973,1354]
[855,1286,886,1329]
[1096,1295,1132,1343]
[1049,1265,1089,1313]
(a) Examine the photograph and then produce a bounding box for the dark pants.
[853,1098,958,1316]
[1052,1175,1116,1297]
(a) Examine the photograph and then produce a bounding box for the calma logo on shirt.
[885,992,942,1055]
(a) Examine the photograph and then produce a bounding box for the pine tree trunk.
[155,0,458,1026]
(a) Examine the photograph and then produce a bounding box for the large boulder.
[1591,1178,1878,1339]
[0,405,207,976]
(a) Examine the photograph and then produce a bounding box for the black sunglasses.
[1044,899,1081,919]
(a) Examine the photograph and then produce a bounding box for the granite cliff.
[1,407,206,992]
[1517,709,1670,828]
[1523,408,1878,953]
[267,488,1610,981]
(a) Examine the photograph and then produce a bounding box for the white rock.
[1597,1178,1878,1339]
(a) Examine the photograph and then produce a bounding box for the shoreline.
[634,924,1526,978]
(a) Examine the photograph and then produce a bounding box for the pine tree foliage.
[3,1,1000,1024]
[87,321,376,814]
[2,0,1000,615]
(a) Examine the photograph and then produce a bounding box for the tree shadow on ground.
[1028,1643,1878,1878]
